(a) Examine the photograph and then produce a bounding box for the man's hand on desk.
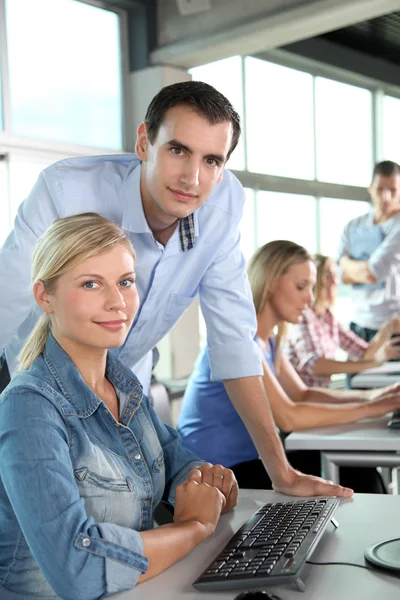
[272,468,353,498]
[187,463,239,512]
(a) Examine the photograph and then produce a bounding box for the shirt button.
[134,453,141,461]
[82,537,91,548]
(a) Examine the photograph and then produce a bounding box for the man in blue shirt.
[338,160,400,341]
[0,81,351,498]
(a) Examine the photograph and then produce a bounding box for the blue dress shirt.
[0,334,202,599]
[0,154,262,392]
[178,338,276,467]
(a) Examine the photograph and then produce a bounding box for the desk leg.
[321,453,340,483]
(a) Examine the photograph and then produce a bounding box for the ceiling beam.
[151,0,400,68]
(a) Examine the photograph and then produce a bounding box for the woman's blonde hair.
[312,253,330,308]
[247,240,311,368]
[18,212,135,370]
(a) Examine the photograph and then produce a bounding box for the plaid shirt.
[179,214,195,251]
[286,307,368,387]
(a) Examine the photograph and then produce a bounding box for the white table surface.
[351,373,400,388]
[284,416,400,452]
[114,490,400,600]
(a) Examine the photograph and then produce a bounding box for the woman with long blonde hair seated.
[178,240,400,492]
[0,213,238,600]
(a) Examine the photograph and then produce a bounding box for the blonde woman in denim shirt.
[0,213,238,600]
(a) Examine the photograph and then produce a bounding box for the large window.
[6,0,123,148]
[0,0,124,245]
[256,192,317,252]
[383,95,400,165]
[315,78,372,186]
[245,57,314,179]
[319,198,370,257]
[190,56,245,171]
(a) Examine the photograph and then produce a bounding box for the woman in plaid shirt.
[287,254,400,388]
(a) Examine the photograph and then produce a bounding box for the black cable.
[306,560,369,572]
[306,560,400,579]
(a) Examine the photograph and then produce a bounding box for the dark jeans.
[349,322,378,343]
[231,453,386,494]
[0,354,10,393]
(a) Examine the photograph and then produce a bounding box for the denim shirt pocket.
[74,467,138,528]
[74,467,134,492]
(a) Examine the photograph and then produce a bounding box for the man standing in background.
[338,160,400,342]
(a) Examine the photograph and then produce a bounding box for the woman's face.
[268,259,316,324]
[320,258,339,306]
[42,243,139,351]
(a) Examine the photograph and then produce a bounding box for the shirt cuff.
[208,339,263,381]
[167,459,206,505]
[77,524,148,595]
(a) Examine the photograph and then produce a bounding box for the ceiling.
[318,11,400,67]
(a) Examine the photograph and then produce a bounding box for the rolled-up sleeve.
[199,227,262,381]
[0,389,148,600]
[337,322,368,360]
[368,216,400,280]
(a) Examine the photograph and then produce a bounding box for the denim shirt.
[0,335,202,600]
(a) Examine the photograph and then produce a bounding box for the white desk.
[285,417,400,489]
[351,373,400,388]
[115,490,400,600]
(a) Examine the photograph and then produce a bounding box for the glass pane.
[245,57,314,179]
[189,56,245,171]
[0,161,9,246]
[239,188,256,263]
[9,160,50,224]
[383,95,400,165]
[319,197,370,257]
[256,191,317,253]
[6,0,122,148]
[315,77,372,186]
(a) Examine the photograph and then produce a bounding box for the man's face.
[369,173,400,216]
[136,105,233,224]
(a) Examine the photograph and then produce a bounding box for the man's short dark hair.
[372,160,400,179]
[144,80,241,160]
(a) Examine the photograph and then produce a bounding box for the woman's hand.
[384,317,400,336]
[373,338,400,365]
[173,479,226,537]
[366,385,400,417]
[187,463,239,512]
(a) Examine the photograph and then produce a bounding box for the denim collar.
[43,334,144,418]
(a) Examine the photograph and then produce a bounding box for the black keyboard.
[388,408,400,429]
[193,497,339,592]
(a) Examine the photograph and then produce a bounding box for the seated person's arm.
[313,318,400,376]
[289,312,378,378]
[138,395,238,582]
[262,353,400,432]
[0,388,227,598]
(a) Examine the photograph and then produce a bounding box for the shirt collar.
[121,160,198,252]
[43,334,143,417]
